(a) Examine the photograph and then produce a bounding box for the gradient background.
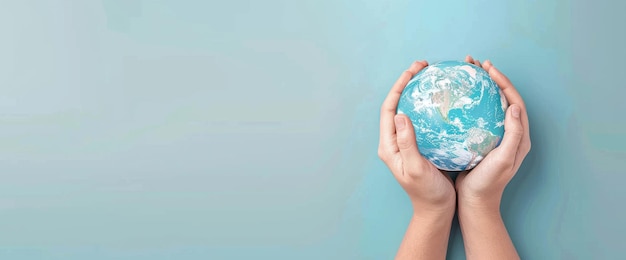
[0,0,624,259]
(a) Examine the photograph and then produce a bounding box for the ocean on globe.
[397,60,508,171]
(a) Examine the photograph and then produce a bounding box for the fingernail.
[394,115,406,130]
[511,105,521,118]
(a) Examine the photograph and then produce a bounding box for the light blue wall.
[0,0,624,259]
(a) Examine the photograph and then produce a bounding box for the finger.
[482,60,493,72]
[473,59,482,67]
[494,104,524,170]
[379,61,428,155]
[487,64,530,140]
[487,65,525,108]
[465,55,474,64]
[394,114,427,177]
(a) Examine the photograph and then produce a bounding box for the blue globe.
[397,61,508,171]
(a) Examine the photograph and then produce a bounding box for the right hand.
[456,56,532,210]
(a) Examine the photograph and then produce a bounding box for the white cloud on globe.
[459,65,477,78]
[476,117,487,128]
[396,61,507,171]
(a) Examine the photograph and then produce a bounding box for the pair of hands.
[378,56,531,216]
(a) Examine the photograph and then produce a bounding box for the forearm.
[395,210,454,260]
[458,204,519,260]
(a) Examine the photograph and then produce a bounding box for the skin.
[378,56,531,260]
[457,55,531,260]
[378,60,456,260]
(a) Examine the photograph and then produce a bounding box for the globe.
[397,60,508,171]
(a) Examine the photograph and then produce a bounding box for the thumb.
[394,114,427,175]
[495,104,524,161]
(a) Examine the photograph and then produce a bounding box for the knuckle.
[522,141,532,154]
[406,170,422,178]
[406,161,429,179]
[509,129,524,139]
[396,138,413,150]
[381,102,398,113]
[494,155,514,169]
[413,165,429,178]
[380,104,392,113]
[377,148,387,160]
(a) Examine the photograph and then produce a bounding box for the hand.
[378,60,456,214]
[456,55,532,210]
[380,60,457,260]
[453,55,528,260]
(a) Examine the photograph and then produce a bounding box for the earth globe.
[397,60,508,171]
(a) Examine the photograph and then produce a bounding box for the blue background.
[0,0,624,259]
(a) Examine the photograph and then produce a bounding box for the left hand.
[378,60,456,214]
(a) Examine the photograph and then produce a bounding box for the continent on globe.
[397,60,508,171]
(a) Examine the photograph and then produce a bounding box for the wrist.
[457,189,502,211]
[412,202,455,220]
[411,209,455,229]
[457,195,501,218]
[411,193,456,216]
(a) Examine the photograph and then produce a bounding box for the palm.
[387,150,456,210]
[455,55,531,201]
[455,151,508,196]
[418,163,455,205]
[378,60,457,212]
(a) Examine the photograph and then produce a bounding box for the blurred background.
[0,0,624,259]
